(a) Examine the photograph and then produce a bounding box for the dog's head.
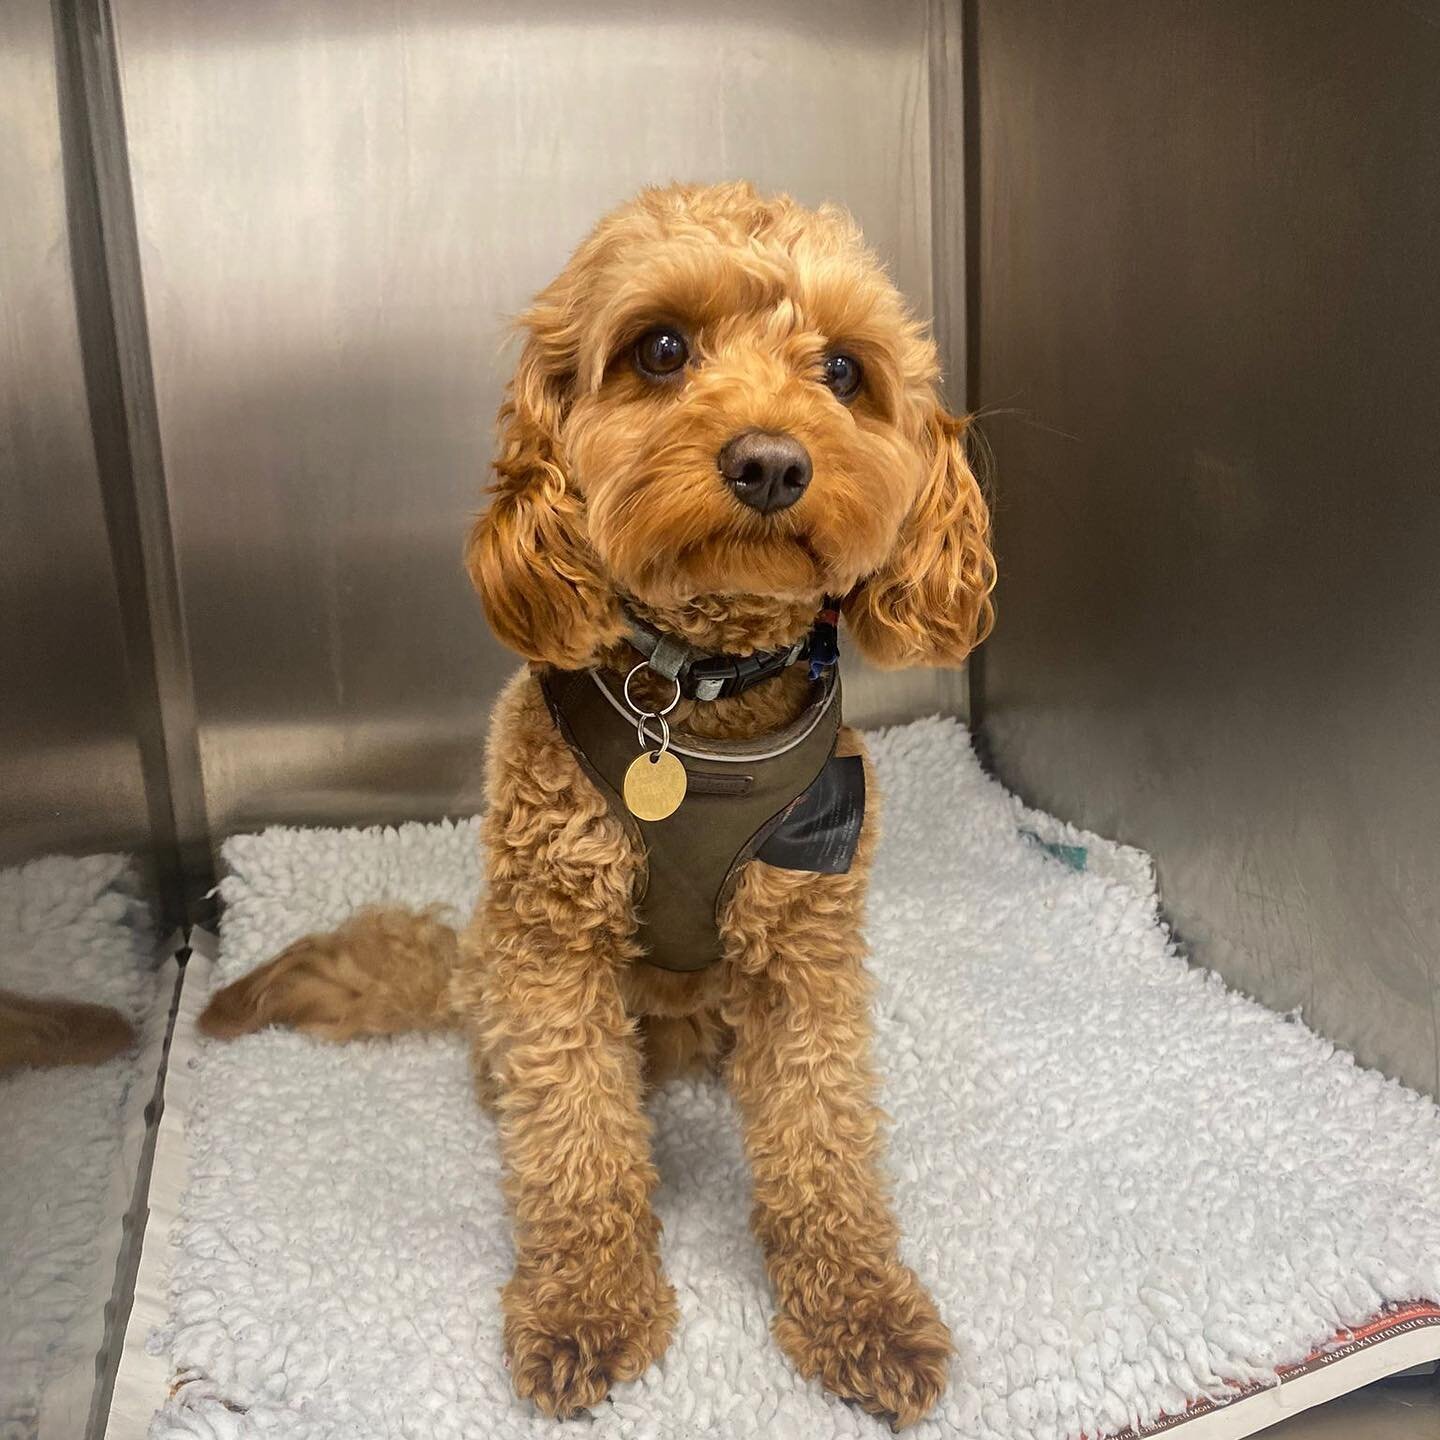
[468,181,994,669]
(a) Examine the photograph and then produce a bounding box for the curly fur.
[200,181,993,1427]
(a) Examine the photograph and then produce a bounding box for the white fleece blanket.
[0,854,160,1440]
[150,718,1440,1440]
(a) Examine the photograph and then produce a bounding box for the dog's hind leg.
[198,906,461,1042]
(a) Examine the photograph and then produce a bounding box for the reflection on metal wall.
[0,0,149,864]
[973,1,1440,1095]
[1,8,178,1437]
[111,0,958,837]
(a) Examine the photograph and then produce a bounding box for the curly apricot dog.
[201,181,994,1426]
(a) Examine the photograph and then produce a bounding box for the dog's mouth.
[623,527,832,604]
[781,531,827,574]
[587,457,875,605]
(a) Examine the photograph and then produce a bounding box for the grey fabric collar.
[622,607,809,702]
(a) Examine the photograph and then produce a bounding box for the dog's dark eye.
[634,327,689,379]
[822,352,863,401]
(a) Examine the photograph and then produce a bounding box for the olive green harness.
[540,665,846,973]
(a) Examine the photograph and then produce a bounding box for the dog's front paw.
[502,1264,677,1418]
[774,1261,952,1429]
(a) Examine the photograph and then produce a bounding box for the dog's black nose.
[717,430,812,514]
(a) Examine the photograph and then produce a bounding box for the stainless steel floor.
[1263,1373,1440,1438]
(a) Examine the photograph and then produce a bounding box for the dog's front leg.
[723,863,952,1429]
[455,767,677,1418]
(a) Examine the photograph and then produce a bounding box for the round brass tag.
[623,750,688,821]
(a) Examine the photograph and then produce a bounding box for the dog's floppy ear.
[465,296,622,668]
[843,400,996,669]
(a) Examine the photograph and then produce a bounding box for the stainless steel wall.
[3,10,179,1433]
[971,0,1440,1096]
[109,0,960,839]
[0,0,150,865]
